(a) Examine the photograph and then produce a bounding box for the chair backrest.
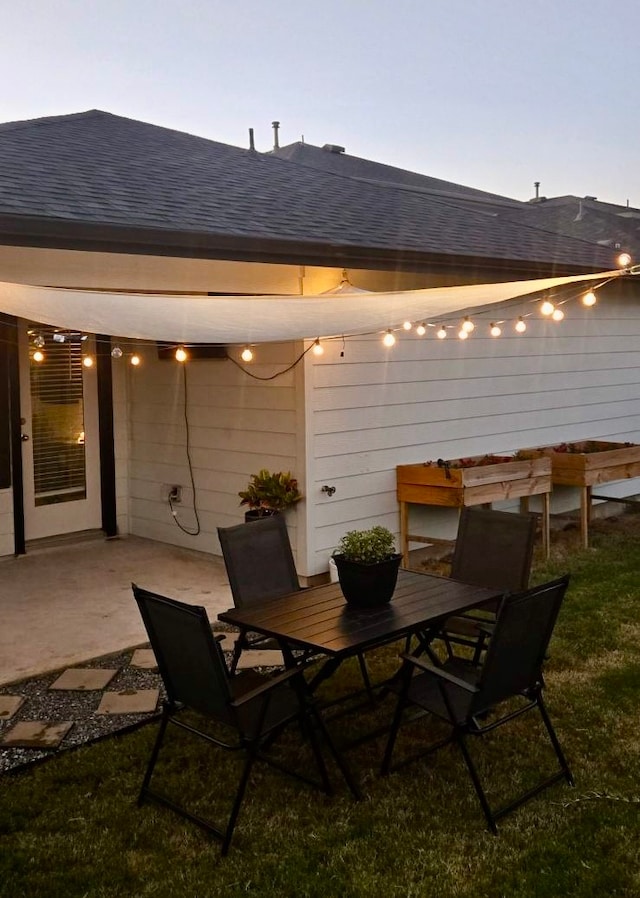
[132,584,232,719]
[451,507,536,593]
[217,514,300,609]
[470,575,570,716]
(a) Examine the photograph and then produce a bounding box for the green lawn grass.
[2,516,640,898]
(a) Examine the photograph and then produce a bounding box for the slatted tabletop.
[218,569,502,658]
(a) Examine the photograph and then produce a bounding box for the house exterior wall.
[303,280,640,575]
[125,339,307,566]
[2,250,638,577]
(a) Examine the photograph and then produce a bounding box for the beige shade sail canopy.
[0,270,624,344]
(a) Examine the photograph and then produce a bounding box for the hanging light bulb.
[436,325,447,339]
[130,354,141,366]
[515,316,527,333]
[175,346,188,362]
[458,328,469,340]
[312,339,324,356]
[111,345,123,359]
[383,330,396,347]
[416,323,426,336]
[490,323,502,337]
[241,346,253,362]
[582,290,597,307]
[402,320,412,331]
[617,252,632,268]
[540,299,555,316]
[461,316,475,333]
[32,349,45,363]
[33,334,45,348]
[552,308,565,321]
[82,355,94,368]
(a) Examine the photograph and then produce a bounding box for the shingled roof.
[0,110,616,275]
[273,140,639,262]
[497,195,640,257]
[271,140,522,208]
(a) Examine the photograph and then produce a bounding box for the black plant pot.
[244,508,278,523]
[333,553,402,607]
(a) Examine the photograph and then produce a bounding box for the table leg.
[276,641,363,800]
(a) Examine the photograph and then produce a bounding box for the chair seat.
[406,659,480,725]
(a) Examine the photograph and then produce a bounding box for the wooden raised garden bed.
[522,440,640,548]
[396,454,552,565]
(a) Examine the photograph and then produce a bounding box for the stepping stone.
[0,695,25,719]
[2,720,73,749]
[236,650,283,669]
[216,633,236,650]
[97,688,160,715]
[130,649,157,670]
[50,668,119,691]
[216,634,283,669]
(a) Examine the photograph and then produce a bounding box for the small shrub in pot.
[333,526,401,607]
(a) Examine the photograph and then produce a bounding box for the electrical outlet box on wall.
[162,484,182,503]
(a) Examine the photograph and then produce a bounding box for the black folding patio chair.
[218,516,375,696]
[132,584,349,854]
[382,575,573,832]
[217,515,300,672]
[439,506,537,663]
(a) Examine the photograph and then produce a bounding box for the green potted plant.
[332,525,402,607]
[238,469,302,521]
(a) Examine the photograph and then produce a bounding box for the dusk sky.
[3,0,638,205]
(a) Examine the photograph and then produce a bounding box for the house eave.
[0,213,610,281]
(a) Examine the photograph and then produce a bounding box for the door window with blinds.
[29,327,87,506]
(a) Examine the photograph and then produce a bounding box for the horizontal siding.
[305,285,640,574]
[127,341,304,562]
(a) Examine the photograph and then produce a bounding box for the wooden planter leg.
[400,501,409,567]
[542,492,550,559]
[580,486,590,549]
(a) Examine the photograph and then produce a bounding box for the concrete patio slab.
[0,534,233,686]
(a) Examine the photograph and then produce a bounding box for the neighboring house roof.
[274,141,640,262]
[0,109,617,275]
[497,195,640,257]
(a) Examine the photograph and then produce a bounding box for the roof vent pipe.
[272,120,280,150]
[248,128,255,151]
[534,181,540,199]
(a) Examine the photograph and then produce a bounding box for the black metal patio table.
[218,569,502,797]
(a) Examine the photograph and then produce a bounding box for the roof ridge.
[0,109,253,155]
[272,141,520,205]
[0,109,107,133]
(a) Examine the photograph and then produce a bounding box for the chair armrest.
[400,653,480,693]
[229,666,307,707]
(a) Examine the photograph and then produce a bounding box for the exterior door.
[19,322,102,540]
